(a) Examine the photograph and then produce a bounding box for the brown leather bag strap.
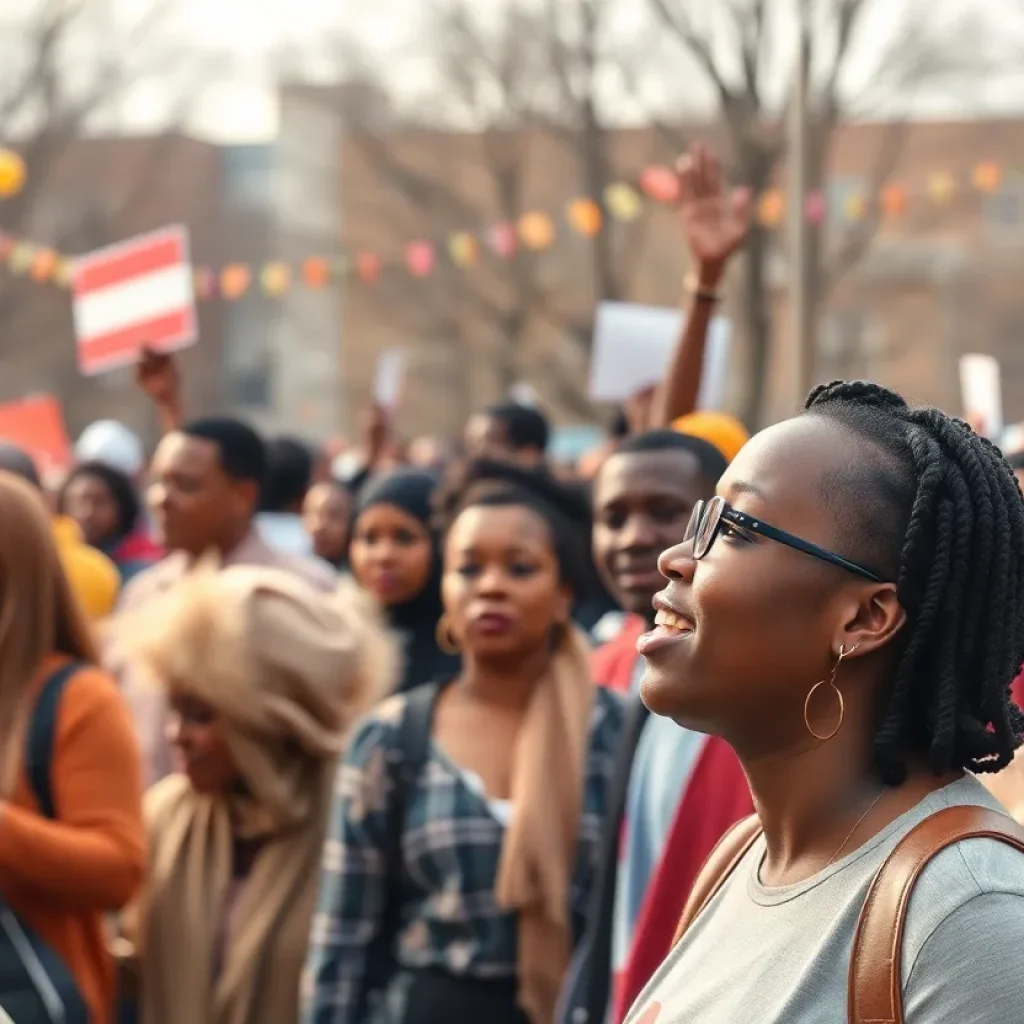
[848,805,1024,1024]
[671,814,762,947]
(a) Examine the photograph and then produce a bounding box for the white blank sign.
[373,349,406,409]
[588,301,731,408]
[959,353,1002,439]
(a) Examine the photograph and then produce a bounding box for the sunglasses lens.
[694,497,723,559]
[684,501,704,543]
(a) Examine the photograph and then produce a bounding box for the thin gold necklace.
[825,790,886,868]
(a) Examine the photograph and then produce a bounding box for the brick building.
[6,112,1022,452]
[298,107,1024,438]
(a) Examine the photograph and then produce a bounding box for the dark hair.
[484,403,550,454]
[433,458,590,593]
[0,444,41,489]
[182,417,266,484]
[804,380,1024,784]
[614,428,728,484]
[59,461,140,538]
[610,408,630,439]
[260,437,315,513]
[1007,450,1024,471]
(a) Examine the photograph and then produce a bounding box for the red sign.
[0,395,72,477]
[72,225,196,375]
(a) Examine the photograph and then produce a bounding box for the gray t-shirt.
[624,775,1024,1024]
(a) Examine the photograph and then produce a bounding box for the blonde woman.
[117,564,396,1024]
[0,471,145,1024]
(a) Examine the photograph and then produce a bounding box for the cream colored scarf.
[494,626,596,1024]
[117,566,398,1024]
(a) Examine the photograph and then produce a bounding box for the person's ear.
[233,479,260,517]
[833,583,906,659]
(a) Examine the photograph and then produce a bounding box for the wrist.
[695,261,725,291]
[683,272,722,305]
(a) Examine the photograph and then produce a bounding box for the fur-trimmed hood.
[112,561,399,776]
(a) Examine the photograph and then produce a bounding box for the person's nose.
[476,564,510,596]
[658,538,697,583]
[619,512,658,552]
[369,539,399,565]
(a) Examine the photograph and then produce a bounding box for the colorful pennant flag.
[519,212,555,250]
[568,198,603,237]
[639,165,679,204]
[3,157,1021,300]
[604,182,642,221]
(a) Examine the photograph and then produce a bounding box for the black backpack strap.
[380,680,447,935]
[570,694,651,1022]
[26,663,80,821]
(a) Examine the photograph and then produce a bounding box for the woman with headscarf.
[302,460,625,1024]
[60,461,163,583]
[348,469,460,693]
[114,563,397,1024]
[0,471,145,1024]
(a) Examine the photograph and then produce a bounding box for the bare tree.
[648,0,999,423]
[0,0,184,235]
[0,0,218,405]
[285,0,674,422]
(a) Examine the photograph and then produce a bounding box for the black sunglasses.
[684,496,884,583]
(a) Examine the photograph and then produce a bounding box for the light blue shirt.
[612,660,705,975]
[255,512,314,558]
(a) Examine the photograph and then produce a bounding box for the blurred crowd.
[2,144,1024,1024]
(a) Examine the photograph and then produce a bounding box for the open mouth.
[653,608,695,634]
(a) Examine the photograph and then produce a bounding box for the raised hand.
[676,142,752,281]
[134,347,181,408]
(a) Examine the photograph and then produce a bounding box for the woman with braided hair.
[625,381,1024,1024]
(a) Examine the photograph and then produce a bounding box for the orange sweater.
[0,655,146,1023]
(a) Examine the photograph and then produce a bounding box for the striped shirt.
[301,686,624,1024]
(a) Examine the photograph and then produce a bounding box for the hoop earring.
[436,614,461,655]
[803,643,858,741]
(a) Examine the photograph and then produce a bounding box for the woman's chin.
[639,669,683,717]
[639,667,711,729]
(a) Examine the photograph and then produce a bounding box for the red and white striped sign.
[72,225,197,375]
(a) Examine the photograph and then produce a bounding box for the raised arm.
[652,143,752,429]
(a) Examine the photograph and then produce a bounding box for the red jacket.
[593,616,646,694]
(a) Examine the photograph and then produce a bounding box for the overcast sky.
[9,0,1024,142]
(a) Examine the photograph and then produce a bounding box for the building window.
[985,182,1024,241]
[223,298,274,409]
[827,176,865,236]
[221,145,274,211]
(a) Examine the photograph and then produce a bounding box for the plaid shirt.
[301,685,624,1024]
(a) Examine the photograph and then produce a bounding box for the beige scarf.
[494,626,596,1024]
[117,566,398,1024]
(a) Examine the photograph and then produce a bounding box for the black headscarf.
[351,469,460,693]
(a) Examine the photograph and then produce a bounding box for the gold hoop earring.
[803,643,858,741]
[436,614,461,655]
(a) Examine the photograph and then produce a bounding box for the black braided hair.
[804,380,1024,785]
[432,457,591,593]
